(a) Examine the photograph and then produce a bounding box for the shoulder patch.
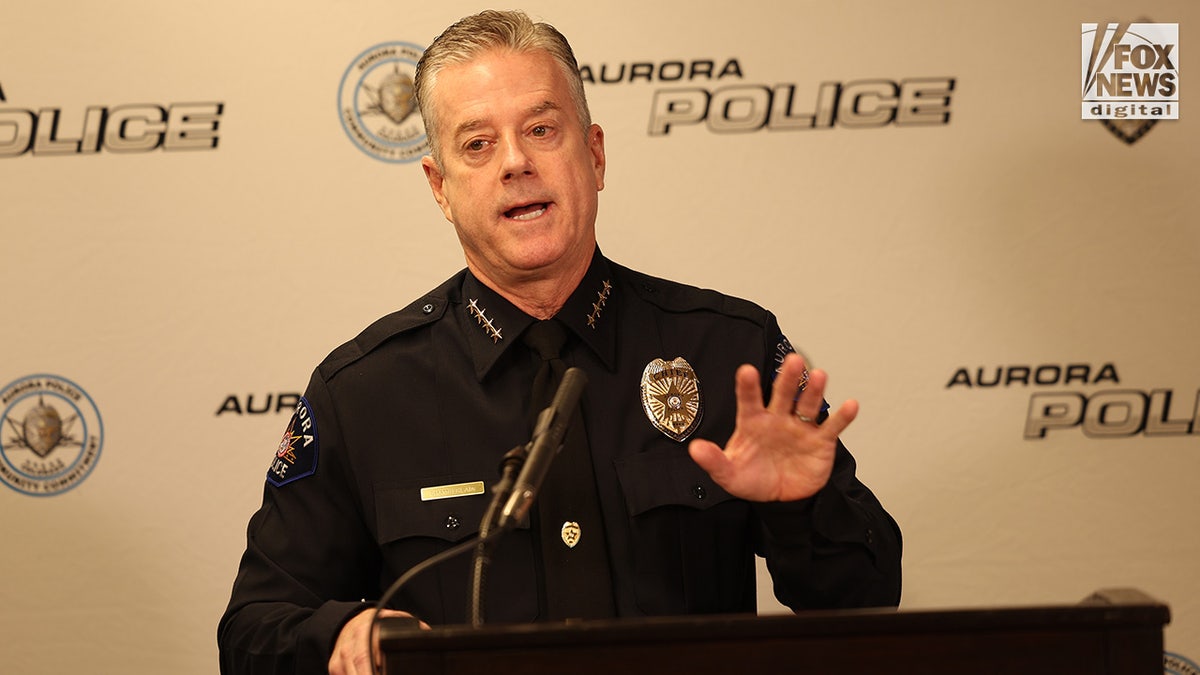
[268,397,319,486]
[773,334,797,380]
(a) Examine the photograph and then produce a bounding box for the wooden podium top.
[379,588,1169,674]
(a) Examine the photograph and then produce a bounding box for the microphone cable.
[367,529,500,675]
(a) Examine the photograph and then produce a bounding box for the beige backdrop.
[2,1,1197,673]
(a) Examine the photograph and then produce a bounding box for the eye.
[531,125,550,137]
[466,138,489,152]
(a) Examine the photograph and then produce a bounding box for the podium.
[379,588,1169,674]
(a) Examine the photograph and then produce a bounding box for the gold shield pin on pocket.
[640,357,703,442]
[561,521,581,548]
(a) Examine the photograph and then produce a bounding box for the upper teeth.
[511,206,546,221]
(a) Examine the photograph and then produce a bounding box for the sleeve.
[752,439,903,609]
[750,320,903,610]
[217,371,381,675]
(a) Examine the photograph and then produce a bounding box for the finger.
[792,367,828,422]
[817,398,860,438]
[688,438,733,486]
[766,354,808,416]
[733,363,766,422]
[364,610,424,671]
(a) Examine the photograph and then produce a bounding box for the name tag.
[420,480,485,501]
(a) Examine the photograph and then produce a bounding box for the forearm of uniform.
[751,441,902,610]
[218,598,370,675]
[216,483,378,675]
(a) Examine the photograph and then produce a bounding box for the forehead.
[432,49,576,128]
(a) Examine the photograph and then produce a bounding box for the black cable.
[367,530,500,675]
[367,442,529,674]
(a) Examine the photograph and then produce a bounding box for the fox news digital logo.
[1082,23,1179,120]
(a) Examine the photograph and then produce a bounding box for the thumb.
[688,439,731,483]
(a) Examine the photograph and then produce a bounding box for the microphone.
[497,366,588,530]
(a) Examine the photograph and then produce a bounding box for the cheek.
[448,188,495,233]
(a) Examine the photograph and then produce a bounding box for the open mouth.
[504,202,549,221]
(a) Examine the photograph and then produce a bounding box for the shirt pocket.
[613,447,753,615]
[373,474,539,624]
[376,476,491,545]
[614,448,735,517]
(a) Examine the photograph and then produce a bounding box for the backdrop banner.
[2,2,1196,673]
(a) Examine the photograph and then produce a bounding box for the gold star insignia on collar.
[467,299,503,343]
[585,279,612,329]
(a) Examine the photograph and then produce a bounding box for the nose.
[500,136,535,182]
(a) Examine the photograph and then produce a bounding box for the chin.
[507,237,575,268]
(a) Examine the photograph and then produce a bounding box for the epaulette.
[616,261,771,327]
[317,271,464,380]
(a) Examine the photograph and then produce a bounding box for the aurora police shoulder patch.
[268,397,318,486]
[640,357,703,442]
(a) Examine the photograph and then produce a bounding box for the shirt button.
[865,528,874,544]
[422,303,435,314]
[445,515,460,530]
[692,485,706,500]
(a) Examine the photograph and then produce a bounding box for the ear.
[588,124,606,192]
[421,155,454,222]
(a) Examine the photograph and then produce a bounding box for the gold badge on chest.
[640,357,704,442]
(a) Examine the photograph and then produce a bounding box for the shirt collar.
[459,248,618,381]
[460,272,533,381]
[557,248,618,370]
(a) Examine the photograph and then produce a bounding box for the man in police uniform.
[219,10,901,675]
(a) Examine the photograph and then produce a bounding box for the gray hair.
[414,9,592,165]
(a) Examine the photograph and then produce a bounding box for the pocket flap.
[375,476,493,544]
[614,449,735,517]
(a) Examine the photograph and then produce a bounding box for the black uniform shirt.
[218,249,902,675]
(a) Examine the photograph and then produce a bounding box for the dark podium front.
[379,588,1169,674]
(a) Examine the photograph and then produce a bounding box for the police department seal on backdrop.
[0,374,104,496]
[338,41,430,163]
[1165,651,1200,675]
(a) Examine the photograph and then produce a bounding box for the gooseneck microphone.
[380,367,591,640]
[496,366,588,531]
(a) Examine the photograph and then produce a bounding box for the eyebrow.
[529,100,561,116]
[450,100,563,140]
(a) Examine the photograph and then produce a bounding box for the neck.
[468,256,591,320]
